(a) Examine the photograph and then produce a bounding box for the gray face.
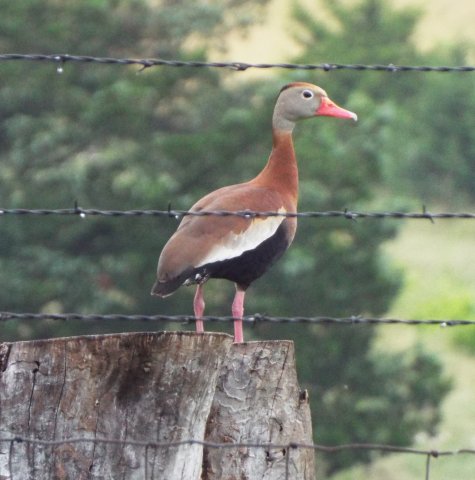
[272,84,327,131]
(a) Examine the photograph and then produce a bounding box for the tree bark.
[203,341,315,480]
[0,332,315,479]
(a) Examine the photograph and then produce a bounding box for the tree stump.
[203,341,315,480]
[0,332,315,479]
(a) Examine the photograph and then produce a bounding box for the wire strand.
[1,206,474,220]
[2,435,475,480]
[1,312,474,327]
[1,53,475,73]
[2,435,475,456]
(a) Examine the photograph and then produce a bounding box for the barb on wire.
[0,53,475,73]
[1,206,475,220]
[1,312,474,327]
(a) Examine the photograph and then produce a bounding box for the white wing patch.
[196,207,286,267]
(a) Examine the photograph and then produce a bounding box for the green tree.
[382,46,475,206]
[0,0,451,475]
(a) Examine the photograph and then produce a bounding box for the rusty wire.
[1,435,475,479]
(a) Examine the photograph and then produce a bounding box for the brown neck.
[252,129,298,205]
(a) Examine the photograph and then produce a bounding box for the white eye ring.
[302,89,314,99]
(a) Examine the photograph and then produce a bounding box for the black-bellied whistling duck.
[151,82,357,342]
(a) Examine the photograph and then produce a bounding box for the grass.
[328,219,475,479]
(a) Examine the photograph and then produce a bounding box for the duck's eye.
[302,90,313,99]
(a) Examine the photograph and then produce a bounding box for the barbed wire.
[1,53,475,73]
[1,312,474,327]
[1,435,475,480]
[2,53,474,480]
[1,205,475,221]
[1,54,473,480]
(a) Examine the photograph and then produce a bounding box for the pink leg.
[193,284,205,333]
[232,287,246,343]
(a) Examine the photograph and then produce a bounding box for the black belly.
[192,223,290,289]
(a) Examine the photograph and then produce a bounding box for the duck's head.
[273,82,357,131]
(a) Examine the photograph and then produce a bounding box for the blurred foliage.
[415,285,475,355]
[382,49,475,207]
[317,343,452,473]
[0,0,457,474]
[453,319,475,354]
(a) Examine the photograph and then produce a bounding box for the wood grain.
[0,332,315,479]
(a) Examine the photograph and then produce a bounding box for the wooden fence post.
[203,341,315,480]
[0,332,315,479]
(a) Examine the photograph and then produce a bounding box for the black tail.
[150,278,182,297]
[150,269,194,297]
